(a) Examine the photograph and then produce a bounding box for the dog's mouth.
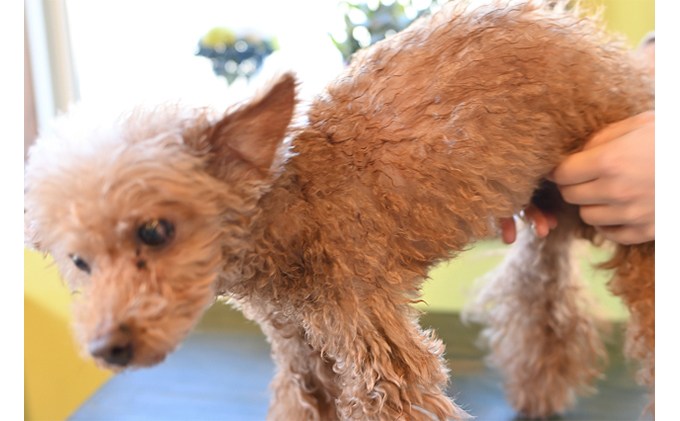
[88,325,135,367]
[87,323,171,370]
[73,272,218,371]
[90,343,169,370]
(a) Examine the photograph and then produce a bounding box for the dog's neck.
[216,125,338,305]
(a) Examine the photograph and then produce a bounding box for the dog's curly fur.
[24,1,654,420]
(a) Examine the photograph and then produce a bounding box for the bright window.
[64,0,347,111]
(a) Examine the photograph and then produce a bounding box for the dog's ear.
[202,72,298,181]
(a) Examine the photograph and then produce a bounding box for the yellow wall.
[419,239,629,321]
[25,249,112,421]
[583,0,655,46]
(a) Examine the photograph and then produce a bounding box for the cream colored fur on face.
[25,1,654,420]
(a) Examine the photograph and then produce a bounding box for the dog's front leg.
[297,295,469,421]
[263,319,340,421]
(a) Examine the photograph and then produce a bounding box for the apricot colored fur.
[25,1,654,420]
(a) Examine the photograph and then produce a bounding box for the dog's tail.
[463,182,607,419]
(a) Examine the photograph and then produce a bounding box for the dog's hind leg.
[466,186,606,419]
[604,242,655,415]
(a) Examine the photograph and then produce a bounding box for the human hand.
[500,112,654,245]
[547,111,655,245]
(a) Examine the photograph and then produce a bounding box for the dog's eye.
[137,219,175,246]
[70,254,91,274]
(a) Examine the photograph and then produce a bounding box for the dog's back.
[278,1,653,269]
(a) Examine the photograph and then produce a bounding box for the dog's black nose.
[89,325,134,366]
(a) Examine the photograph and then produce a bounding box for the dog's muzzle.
[88,324,134,366]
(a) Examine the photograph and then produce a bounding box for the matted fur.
[24,1,654,420]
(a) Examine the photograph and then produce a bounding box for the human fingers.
[595,224,655,245]
[547,111,655,185]
[556,180,612,206]
[500,217,517,244]
[583,111,655,151]
[546,144,605,186]
[579,204,636,227]
[545,211,558,230]
[523,205,556,237]
[500,205,558,244]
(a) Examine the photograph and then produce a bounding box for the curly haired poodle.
[24,1,654,419]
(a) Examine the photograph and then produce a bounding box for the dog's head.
[24,73,297,370]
